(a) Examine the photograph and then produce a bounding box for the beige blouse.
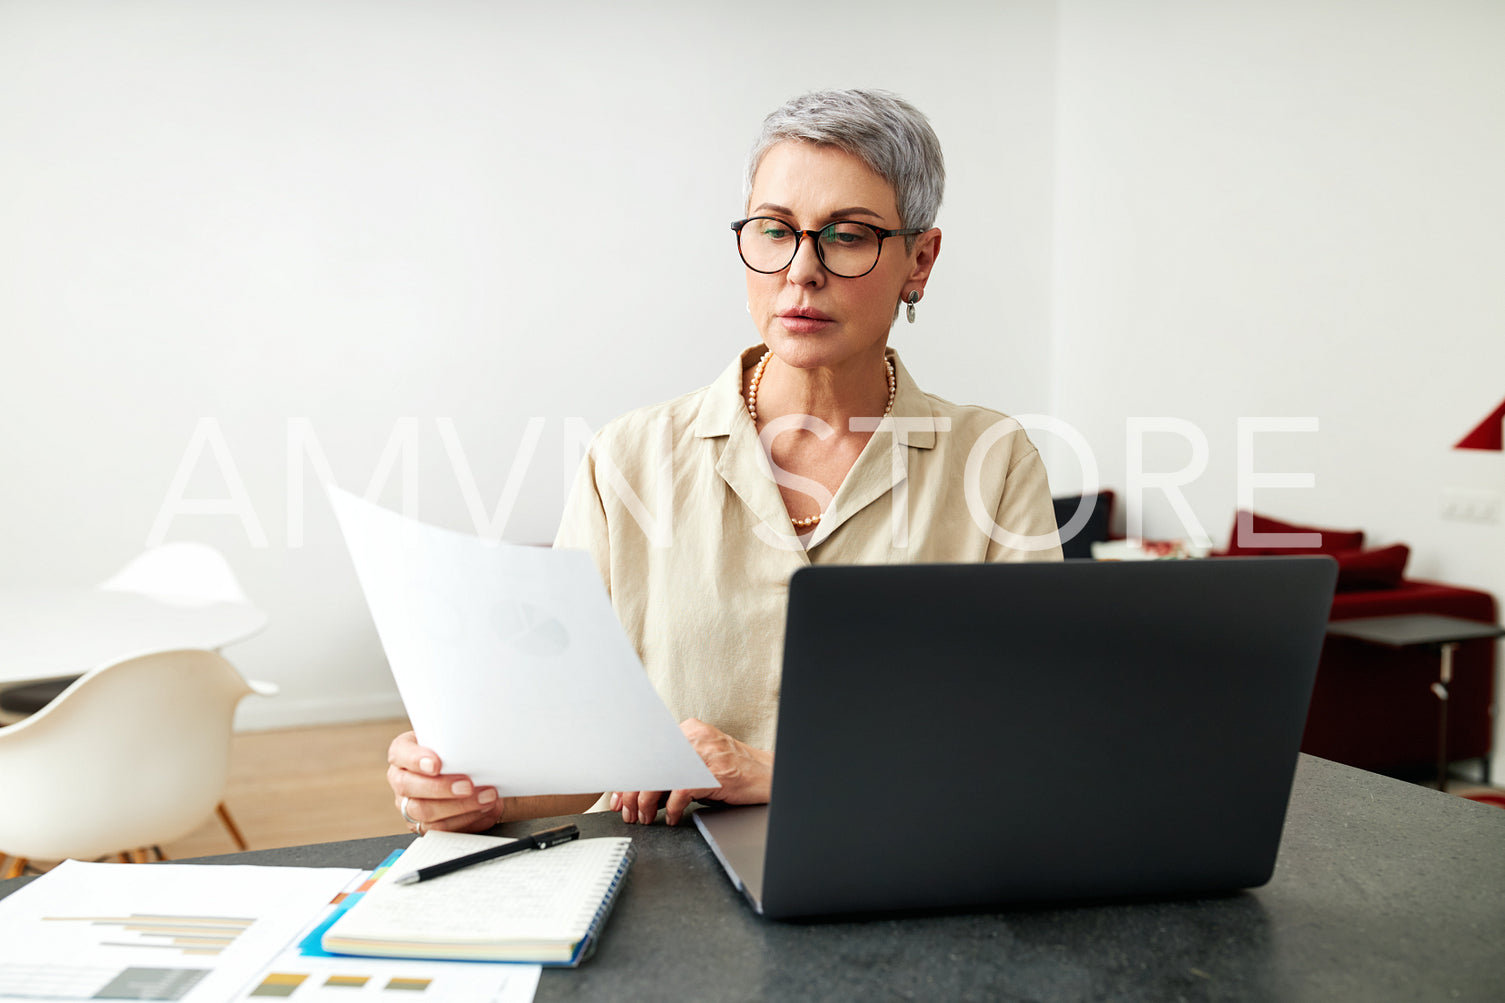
[555,346,1062,755]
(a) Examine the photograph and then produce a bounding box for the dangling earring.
[905,291,919,324]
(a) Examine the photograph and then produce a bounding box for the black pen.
[392,824,581,885]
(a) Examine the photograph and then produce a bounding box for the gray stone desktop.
[3,756,1502,1001]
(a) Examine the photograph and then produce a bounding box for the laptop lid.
[697,556,1337,920]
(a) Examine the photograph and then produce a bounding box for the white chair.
[0,649,276,879]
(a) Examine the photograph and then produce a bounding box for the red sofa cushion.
[1329,577,1496,621]
[1334,544,1409,591]
[1225,511,1365,556]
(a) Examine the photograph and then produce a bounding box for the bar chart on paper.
[248,970,438,997]
[0,860,360,1002]
[0,963,211,1000]
[0,913,254,1000]
[44,911,257,954]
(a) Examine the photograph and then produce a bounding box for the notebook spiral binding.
[558,840,636,968]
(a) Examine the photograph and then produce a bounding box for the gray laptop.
[694,557,1338,920]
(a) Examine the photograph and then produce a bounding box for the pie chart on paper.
[489,599,570,657]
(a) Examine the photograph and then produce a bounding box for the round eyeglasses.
[731,217,924,279]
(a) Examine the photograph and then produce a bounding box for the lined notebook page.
[331,831,631,945]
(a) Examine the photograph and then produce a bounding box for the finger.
[416,803,503,834]
[679,717,712,742]
[619,791,648,824]
[387,763,489,802]
[632,790,665,825]
[398,788,500,828]
[664,789,694,827]
[387,731,443,776]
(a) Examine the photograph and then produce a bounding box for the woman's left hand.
[611,718,773,826]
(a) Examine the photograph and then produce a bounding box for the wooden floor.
[157,717,414,861]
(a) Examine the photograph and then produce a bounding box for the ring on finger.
[399,796,424,835]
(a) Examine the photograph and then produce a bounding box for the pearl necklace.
[745,351,898,528]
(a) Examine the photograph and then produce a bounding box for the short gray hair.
[744,89,946,232]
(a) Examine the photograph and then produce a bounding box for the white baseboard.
[233,692,408,732]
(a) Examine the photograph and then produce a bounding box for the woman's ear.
[908,228,942,284]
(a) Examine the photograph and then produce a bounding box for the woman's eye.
[824,224,874,246]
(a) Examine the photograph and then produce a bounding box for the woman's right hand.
[386,731,502,834]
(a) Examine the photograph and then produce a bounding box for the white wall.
[0,1,1059,728]
[1051,0,1505,776]
[5,1,1502,778]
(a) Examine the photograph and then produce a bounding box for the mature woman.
[387,89,1062,834]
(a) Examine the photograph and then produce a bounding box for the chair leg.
[4,857,27,879]
[216,802,249,851]
[152,845,170,861]
[117,852,132,863]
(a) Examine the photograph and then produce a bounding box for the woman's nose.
[785,235,825,286]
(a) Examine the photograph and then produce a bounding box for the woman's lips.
[778,308,834,334]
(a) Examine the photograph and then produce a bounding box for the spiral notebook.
[321,830,633,966]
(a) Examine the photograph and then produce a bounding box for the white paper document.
[0,859,359,1003]
[329,488,716,796]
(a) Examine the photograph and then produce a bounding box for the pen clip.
[529,824,580,849]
